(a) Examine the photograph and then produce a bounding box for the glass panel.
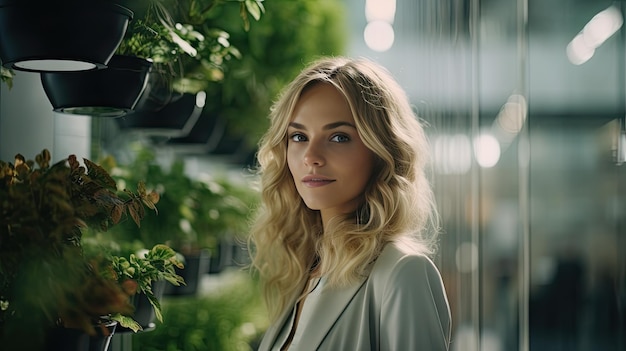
[527,0,626,350]
[476,0,529,350]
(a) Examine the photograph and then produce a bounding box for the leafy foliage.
[116,0,264,94]
[0,149,176,348]
[100,145,258,254]
[105,244,185,332]
[184,0,347,150]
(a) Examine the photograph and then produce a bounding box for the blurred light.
[179,218,192,233]
[582,6,623,48]
[365,0,396,23]
[617,129,626,165]
[496,94,527,134]
[566,34,595,65]
[434,134,472,175]
[474,133,501,168]
[195,90,207,108]
[491,94,528,153]
[455,242,479,273]
[364,21,395,52]
[170,29,197,57]
[567,5,623,65]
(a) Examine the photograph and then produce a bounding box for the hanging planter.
[0,0,133,72]
[116,91,206,138]
[132,69,183,114]
[40,55,153,118]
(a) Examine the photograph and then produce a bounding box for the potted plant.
[86,243,185,332]
[39,0,187,117]
[38,0,263,118]
[0,149,183,350]
[40,54,154,118]
[115,0,263,119]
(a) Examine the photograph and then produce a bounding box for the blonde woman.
[249,56,451,350]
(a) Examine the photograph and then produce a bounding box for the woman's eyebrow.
[288,121,356,130]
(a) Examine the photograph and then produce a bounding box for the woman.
[249,56,451,350]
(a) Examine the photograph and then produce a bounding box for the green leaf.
[1,66,14,90]
[111,313,143,333]
[83,158,117,190]
[149,244,177,260]
[244,0,264,21]
[163,274,185,287]
[146,293,163,322]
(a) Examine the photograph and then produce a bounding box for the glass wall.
[526,1,625,349]
[347,0,625,350]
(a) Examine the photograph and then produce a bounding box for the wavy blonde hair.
[248,56,440,322]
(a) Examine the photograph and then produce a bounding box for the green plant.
[99,244,185,332]
[131,272,267,351]
[99,144,258,257]
[116,0,264,94]
[0,66,13,89]
[0,149,177,348]
[184,0,347,151]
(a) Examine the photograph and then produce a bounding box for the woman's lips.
[302,175,335,187]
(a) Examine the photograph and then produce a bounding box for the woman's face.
[287,83,376,225]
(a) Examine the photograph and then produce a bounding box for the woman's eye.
[289,133,307,142]
[330,134,350,143]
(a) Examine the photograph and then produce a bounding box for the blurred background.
[1,0,625,350]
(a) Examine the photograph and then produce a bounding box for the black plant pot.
[116,91,206,138]
[46,321,117,351]
[132,68,183,113]
[163,250,211,296]
[41,55,153,117]
[0,0,133,72]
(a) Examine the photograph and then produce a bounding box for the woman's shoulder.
[370,240,442,285]
[376,240,437,267]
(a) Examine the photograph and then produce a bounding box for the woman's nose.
[303,142,325,167]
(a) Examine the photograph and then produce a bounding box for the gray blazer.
[257,242,452,350]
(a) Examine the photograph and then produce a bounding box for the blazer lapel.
[295,271,371,349]
[258,261,376,350]
[257,281,306,351]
